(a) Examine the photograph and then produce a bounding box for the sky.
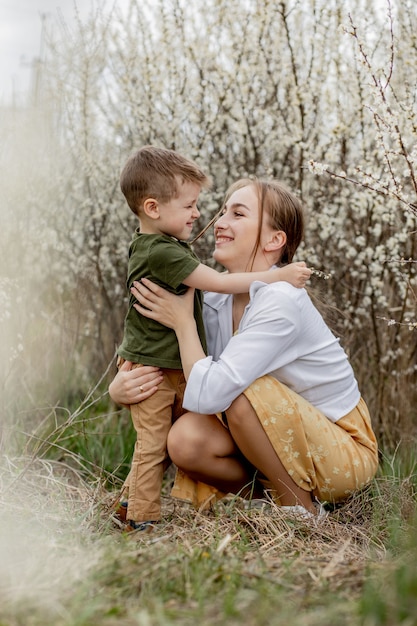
[0,0,127,105]
[0,0,74,103]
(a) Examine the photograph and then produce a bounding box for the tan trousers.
[120,360,186,522]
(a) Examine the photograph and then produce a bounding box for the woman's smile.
[214,234,234,245]
[212,183,274,271]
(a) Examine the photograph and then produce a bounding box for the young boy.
[116,145,310,531]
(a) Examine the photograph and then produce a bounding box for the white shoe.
[281,500,327,521]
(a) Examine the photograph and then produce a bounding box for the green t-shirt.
[118,231,207,368]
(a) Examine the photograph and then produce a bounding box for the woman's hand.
[132,277,205,381]
[131,278,195,330]
[109,360,163,407]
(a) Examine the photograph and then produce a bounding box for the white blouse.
[183,281,360,422]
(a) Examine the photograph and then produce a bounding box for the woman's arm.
[132,279,301,414]
[131,278,205,380]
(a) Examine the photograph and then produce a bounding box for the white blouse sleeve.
[183,283,301,414]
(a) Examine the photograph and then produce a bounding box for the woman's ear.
[143,198,160,219]
[265,230,286,252]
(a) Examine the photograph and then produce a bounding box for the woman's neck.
[222,253,278,330]
[227,258,277,330]
[226,265,252,330]
[225,253,275,275]
[232,293,249,332]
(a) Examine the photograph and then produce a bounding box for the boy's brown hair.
[120,145,211,216]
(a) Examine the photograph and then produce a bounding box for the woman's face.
[213,184,273,272]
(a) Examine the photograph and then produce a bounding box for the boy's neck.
[138,220,172,237]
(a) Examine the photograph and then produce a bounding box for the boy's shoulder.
[129,232,200,282]
[130,232,193,253]
[131,231,175,244]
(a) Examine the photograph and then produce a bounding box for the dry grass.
[3,454,413,626]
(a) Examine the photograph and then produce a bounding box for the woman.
[110,178,378,516]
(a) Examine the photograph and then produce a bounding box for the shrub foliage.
[1,0,416,449]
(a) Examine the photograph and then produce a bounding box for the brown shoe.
[113,501,128,523]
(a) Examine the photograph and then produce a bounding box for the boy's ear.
[265,230,286,252]
[143,198,160,219]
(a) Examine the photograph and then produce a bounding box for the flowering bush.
[1,0,415,448]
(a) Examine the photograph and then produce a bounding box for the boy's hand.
[279,261,312,288]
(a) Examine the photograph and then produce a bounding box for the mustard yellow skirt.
[171,375,379,507]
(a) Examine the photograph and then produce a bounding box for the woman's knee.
[167,412,206,467]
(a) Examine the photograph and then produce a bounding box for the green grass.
[12,390,136,488]
[1,393,417,626]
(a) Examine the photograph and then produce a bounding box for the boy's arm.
[182,261,311,293]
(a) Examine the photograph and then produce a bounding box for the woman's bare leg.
[167,412,264,498]
[226,394,315,511]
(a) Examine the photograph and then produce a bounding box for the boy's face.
[157,179,201,241]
